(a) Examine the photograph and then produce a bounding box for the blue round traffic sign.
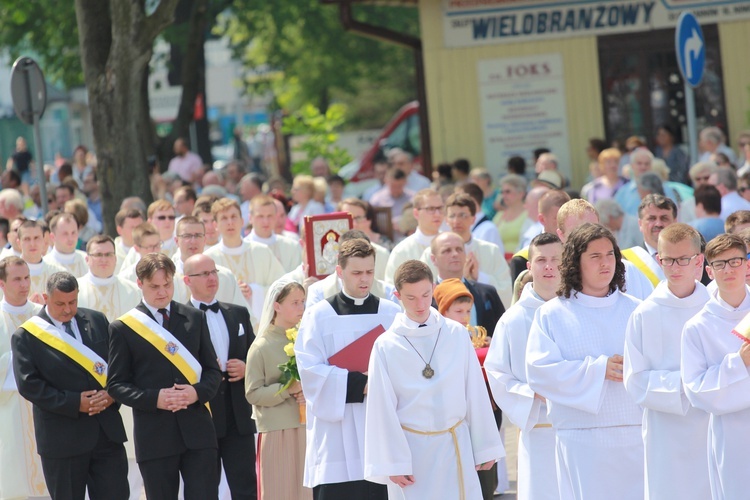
[675,12,705,88]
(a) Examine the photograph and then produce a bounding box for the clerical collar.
[86,272,116,286]
[249,229,276,246]
[342,289,369,305]
[1,299,29,314]
[26,261,43,275]
[51,247,77,264]
[219,240,246,255]
[413,227,437,247]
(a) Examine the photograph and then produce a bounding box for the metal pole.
[684,84,698,166]
[22,63,48,214]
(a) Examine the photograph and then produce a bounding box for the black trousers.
[40,428,129,500]
[313,480,387,500]
[139,447,218,500]
[216,385,257,500]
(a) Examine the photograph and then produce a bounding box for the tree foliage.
[221,1,419,127]
[281,103,353,174]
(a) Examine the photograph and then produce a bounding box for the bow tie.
[199,302,220,313]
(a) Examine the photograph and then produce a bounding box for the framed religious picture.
[304,212,354,279]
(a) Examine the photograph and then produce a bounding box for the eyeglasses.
[417,206,444,214]
[187,269,218,278]
[177,233,205,240]
[352,216,366,222]
[155,215,176,221]
[140,243,162,252]
[659,254,698,267]
[88,252,115,259]
[446,212,473,220]
[708,257,746,270]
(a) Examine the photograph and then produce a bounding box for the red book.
[328,324,386,373]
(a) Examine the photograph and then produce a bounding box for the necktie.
[199,302,220,313]
[157,308,170,328]
[63,321,75,338]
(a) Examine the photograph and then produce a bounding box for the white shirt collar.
[51,247,78,264]
[1,299,29,314]
[413,227,437,247]
[85,272,116,286]
[142,301,171,319]
[248,229,276,246]
[190,297,219,311]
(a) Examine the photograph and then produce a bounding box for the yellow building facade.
[417,0,750,188]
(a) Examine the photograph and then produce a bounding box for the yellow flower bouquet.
[277,325,305,424]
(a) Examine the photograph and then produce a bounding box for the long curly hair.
[558,222,626,298]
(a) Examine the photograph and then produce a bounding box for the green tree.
[281,104,353,174]
[222,1,419,126]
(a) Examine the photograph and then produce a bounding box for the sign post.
[10,57,49,214]
[675,12,705,166]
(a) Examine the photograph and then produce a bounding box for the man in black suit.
[430,232,505,334]
[12,271,129,500]
[183,253,257,499]
[107,253,221,500]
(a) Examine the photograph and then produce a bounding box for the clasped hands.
[79,390,114,416]
[157,384,199,412]
[390,460,496,488]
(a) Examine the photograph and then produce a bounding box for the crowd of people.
[1,124,750,500]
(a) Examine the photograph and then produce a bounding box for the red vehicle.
[340,101,422,186]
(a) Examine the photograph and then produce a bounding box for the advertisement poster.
[478,53,571,179]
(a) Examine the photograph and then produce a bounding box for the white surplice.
[295,295,401,488]
[364,309,504,499]
[77,273,142,322]
[623,280,711,500]
[526,290,644,500]
[485,285,558,500]
[245,230,303,273]
[0,300,48,499]
[681,285,750,500]
[43,248,88,278]
[384,229,435,285]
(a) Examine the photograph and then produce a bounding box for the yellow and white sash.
[118,309,202,384]
[621,246,663,287]
[21,316,108,388]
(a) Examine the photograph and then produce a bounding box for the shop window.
[598,25,727,149]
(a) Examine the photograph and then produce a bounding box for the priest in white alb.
[171,216,246,307]
[384,189,444,284]
[0,257,48,499]
[114,208,144,275]
[485,232,563,500]
[681,233,750,499]
[295,239,400,499]
[526,223,644,499]
[205,199,284,323]
[623,223,711,499]
[18,220,66,301]
[244,195,302,273]
[43,213,89,277]
[364,260,503,499]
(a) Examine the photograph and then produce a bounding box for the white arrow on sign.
[684,28,703,80]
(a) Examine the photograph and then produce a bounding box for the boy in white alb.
[623,223,711,499]
[681,233,750,499]
[364,260,504,499]
[485,233,563,500]
[526,223,644,500]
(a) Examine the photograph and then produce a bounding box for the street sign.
[10,57,47,125]
[675,12,705,88]
[9,56,49,215]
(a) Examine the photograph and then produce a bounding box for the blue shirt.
[689,217,725,243]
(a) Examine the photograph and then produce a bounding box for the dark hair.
[533,148,551,161]
[453,159,471,176]
[390,169,407,181]
[0,217,9,239]
[55,184,75,197]
[115,208,144,227]
[445,193,477,216]
[394,260,433,291]
[694,185,722,215]
[528,232,562,261]
[558,223,626,298]
[0,256,27,281]
[17,219,43,238]
[46,271,79,296]
[588,138,607,154]
[637,193,677,219]
[436,163,453,179]
[338,239,375,269]
[705,233,746,262]
[327,174,345,186]
[457,182,484,205]
[58,163,73,181]
[340,229,371,244]
[86,234,115,253]
[136,252,176,281]
[507,156,526,175]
